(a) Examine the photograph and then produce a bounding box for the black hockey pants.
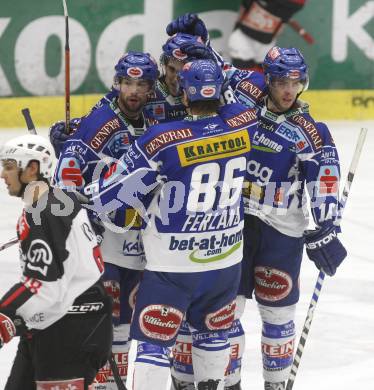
[5,282,113,390]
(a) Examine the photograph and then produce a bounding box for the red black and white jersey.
[0,188,104,331]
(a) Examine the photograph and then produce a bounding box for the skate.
[264,381,285,390]
[225,381,242,390]
[171,376,196,390]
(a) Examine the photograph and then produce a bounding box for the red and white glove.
[0,313,16,347]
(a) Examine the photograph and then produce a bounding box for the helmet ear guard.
[178,59,224,102]
[0,134,55,180]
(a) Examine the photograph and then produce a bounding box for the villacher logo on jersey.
[205,300,236,330]
[139,304,183,341]
[254,266,292,302]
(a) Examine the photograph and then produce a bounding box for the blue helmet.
[160,33,205,64]
[263,47,309,87]
[178,59,224,102]
[114,51,159,83]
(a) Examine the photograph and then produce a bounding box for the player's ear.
[25,160,40,179]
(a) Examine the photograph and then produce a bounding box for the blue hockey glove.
[304,226,347,276]
[48,117,81,158]
[179,41,215,61]
[166,13,208,43]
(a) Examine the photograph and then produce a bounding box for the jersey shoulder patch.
[140,121,194,157]
[220,104,257,129]
[288,113,323,151]
[76,105,121,151]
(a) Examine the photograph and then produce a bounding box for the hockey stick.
[287,19,314,45]
[108,353,128,390]
[286,128,368,390]
[62,0,70,133]
[21,108,37,134]
[0,237,18,252]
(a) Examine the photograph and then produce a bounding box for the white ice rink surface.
[0,122,373,389]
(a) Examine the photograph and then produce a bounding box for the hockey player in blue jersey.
[146,32,212,122]
[165,14,347,390]
[48,33,222,389]
[229,48,347,390]
[84,59,257,390]
[53,51,159,389]
[49,32,214,157]
[87,33,213,125]
[165,15,253,390]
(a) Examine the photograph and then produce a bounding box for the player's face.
[1,160,22,196]
[268,78,304,112]
[164,58,185,97]
[118,78,152,116]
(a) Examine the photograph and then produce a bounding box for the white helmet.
[0,134,55,179]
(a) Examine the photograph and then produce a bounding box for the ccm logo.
[68,302,104,313]
[306,231,336,249]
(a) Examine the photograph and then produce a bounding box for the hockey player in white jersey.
[0,134,112,390]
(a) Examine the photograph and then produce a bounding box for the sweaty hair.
[188,99,220,114]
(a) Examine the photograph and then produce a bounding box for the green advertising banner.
[0,0,373,98]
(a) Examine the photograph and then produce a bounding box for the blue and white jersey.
[227,69,341,237]
[87,103,257,273]
[145,78,188,122]
[225,65,267,107]
[54,99,151,270]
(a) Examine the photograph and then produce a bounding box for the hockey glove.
[48,117,82,158]
[166,13,208,43]
[179,41,215,61]
[304,226,347,276]
[0,313,16,348]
